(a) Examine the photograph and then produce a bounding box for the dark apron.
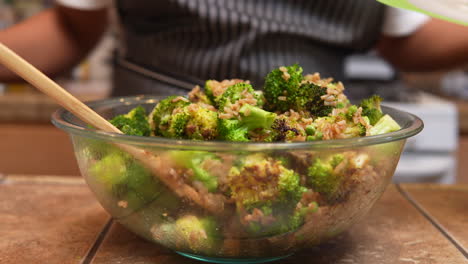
[112,0,385,97]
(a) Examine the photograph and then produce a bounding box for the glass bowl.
[52,95,423,263]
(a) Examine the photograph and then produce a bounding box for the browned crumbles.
[303,72,333,87]
[201,155,235,193]
[171,96,189,103]
[187,102,200,113]
[151,154,226,214]
[302,73,349,109]
[117,200,128,208]
[188,85,206,103]
[352,107,373,135]
[243,208,276,226]
[228,158,285,206]
[279,66,291,81]
[172,107,184,115]
[315,118,348,140]
[198,102,217,111]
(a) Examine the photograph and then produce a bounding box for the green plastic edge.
[378,0,468,26]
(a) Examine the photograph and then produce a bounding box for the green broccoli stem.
[239,104,277,130]
[369,114,401,135]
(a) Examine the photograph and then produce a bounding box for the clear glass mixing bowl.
[52,95,423,263]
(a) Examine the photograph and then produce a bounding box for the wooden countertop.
[0,175,467,264]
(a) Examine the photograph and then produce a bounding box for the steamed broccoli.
[263,64,304,112]
[110,106,151,136]
[228,154,307,235]
[218,119,250,142]
[89,151,161,211]
[308,111,367,141]
[343,123,367,138]
[185,103,219,140]
[90,152,129,188]
[360,95,383,125]
[298,82,333,117]
[229,154,305,210]
[263,65,345,117]
[151,214,220,254]
[169,151,220,192]
[188,85,213,105]
[151,96,219,140]
[369,114,401,136]
[204,80,217,103]
[218,104,277,142]
[307,154,346,200]
[216,83,263,110]
[177,215,219,252]
[205,79,254,107]
[151,96,191,138]
[239,104,277,130]
[267,114,307,142]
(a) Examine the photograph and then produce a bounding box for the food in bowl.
[52,64,423,263]
[109,64,401,142]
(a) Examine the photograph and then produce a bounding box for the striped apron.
[113,0,386,97]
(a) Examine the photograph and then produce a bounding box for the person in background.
[0,0,467,97]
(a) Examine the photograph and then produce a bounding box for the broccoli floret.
[312,115,366,140]
[218,119,250,142]
[369,114,401,135]
[345,105,359,121]
[263,64,304,112]
[174,215,220,253]
[205,79,252,107]
[239,104,277,130]
[152,98,218,140]
[216,83,260,110]
[228,154,307,235]
[330,154,345,168]
[253,90,266,108]
[288,201,319,230]
[151,96,191,138]
[185,104,219,140]
[307,154,346,200]
[188,85,213,105]
[343,123,367,138]
[89,151,161,211]
[299,82,333,117]
[169,151,219,192]
[263,65,339,117]
[229,154,304,210]
[360,95,384,125]
[217,104,277,142]
[204,80,217,104]
[110,106,151,136]
[90,152,129,189]
[267,114,308,142]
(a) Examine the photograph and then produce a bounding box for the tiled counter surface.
[0,175,467,264]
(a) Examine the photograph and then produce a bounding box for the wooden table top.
[0,175,467,264]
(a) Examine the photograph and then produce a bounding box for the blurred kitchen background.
[0,1,467,183]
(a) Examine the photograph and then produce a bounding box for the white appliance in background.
[344,54,459,184]
[385,93,459,184]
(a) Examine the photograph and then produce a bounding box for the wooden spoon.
[0,42,223,213]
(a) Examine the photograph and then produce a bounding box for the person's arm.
[377,18,468,72]
[0,5,108,82]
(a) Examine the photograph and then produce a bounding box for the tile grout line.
[80,218,114,264]
[396,184,468,259]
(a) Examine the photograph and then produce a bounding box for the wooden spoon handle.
[0,42,224,214]
[0,42,120,133]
